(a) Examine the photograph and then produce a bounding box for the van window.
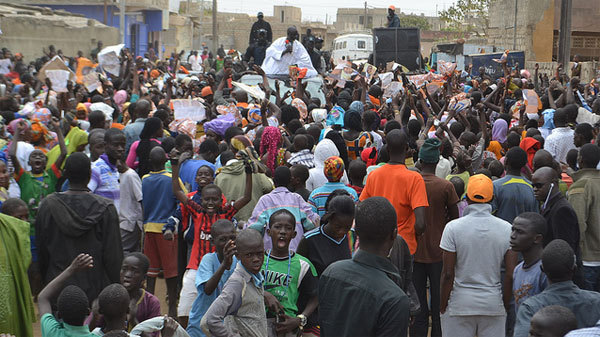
[343,41,347,49]
[357,40,366,49]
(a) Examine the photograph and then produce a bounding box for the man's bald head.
[533,166,558,184]
[287,27,299,41]
[135,99,151,119]
[386,129,408,156]
[533,149,553,171]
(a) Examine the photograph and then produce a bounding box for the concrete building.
[335,7,388,33]
[487,0,600,62]
[0,3,119,60]
[14,0,202,58]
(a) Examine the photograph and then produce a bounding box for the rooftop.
[0,2,112,28]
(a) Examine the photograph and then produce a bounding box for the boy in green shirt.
[9,118,67,223]
[38,253,96,337]
[262,209,318,337]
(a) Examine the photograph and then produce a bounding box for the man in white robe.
[261,27,317,78]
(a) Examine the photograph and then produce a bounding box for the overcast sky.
[215,0,455,23]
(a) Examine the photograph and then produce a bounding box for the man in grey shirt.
[440,174,518,337]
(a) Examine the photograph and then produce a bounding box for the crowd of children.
[3,42,600,337]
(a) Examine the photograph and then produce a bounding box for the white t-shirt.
[118,169,143,231]
[440,203,511,316]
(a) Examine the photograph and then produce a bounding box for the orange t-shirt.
[111,122,125,130]
[360,164,429,254]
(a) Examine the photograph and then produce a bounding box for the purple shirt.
[246,187,320,251]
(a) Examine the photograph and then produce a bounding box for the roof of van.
[334,33,372,40]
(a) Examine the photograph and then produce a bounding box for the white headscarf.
[313,138,339,168]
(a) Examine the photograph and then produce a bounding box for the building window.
[357,40,366,49]
[281,10,284,23]
[359,16,364,25]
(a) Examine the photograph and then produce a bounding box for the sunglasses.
[532,182,546,189]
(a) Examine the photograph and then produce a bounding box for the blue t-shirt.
[187,252,238,337]
[142,170,180,233]
[179,159,215,193]
[513,259,548,311]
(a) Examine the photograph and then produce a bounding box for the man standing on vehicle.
[249,12,272,45]
[388,6,401,28]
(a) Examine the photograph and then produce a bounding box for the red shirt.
[184,199,237,270]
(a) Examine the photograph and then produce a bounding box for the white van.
[331,33,373,62]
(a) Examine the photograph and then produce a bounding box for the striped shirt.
[185,200,237,270]
[88,154,120,211]
[307,182,358,217]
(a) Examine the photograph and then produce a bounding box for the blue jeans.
[583,265,600,291]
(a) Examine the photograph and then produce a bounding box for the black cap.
[257,12,264,17]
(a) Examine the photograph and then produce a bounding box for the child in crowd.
[1,197,29,221]
[308,156,358,217]
[141,146,180,318]
[289,165,310,202]
[88,129,106,163]
[116,159,143,254]
[528,305,577,337]
[296,193,356,335]
[91,283,179,337]
[170,150,253,327]
[510,212,548,311]
[38,253,95,337]
[262,209,318,337]
[88,253,161,335]
[203,229,267,337]
[165,161,221,299]
[488,160,505,180]
[448,176,468,217]
[120,253,161,332]
[187,219,238,337]
[346,159,366,197]
[287,135,315,169]
[9,118,66,221]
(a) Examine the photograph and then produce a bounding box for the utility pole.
[212,0,217,53]
[103,0,107,24]
[512,0,517,50]
[558,0,573,68]
[119,0,125,44]
[364,2,367,30]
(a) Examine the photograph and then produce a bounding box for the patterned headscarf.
[7,118,30,135]
[260,126,282,173]
[30,120,53,144]
[323,156,345,182]
[291,98,308,121]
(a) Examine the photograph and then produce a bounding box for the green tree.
[439,0,493,36]
[399,14,432,31]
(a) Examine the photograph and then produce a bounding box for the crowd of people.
[1,28,600,337]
